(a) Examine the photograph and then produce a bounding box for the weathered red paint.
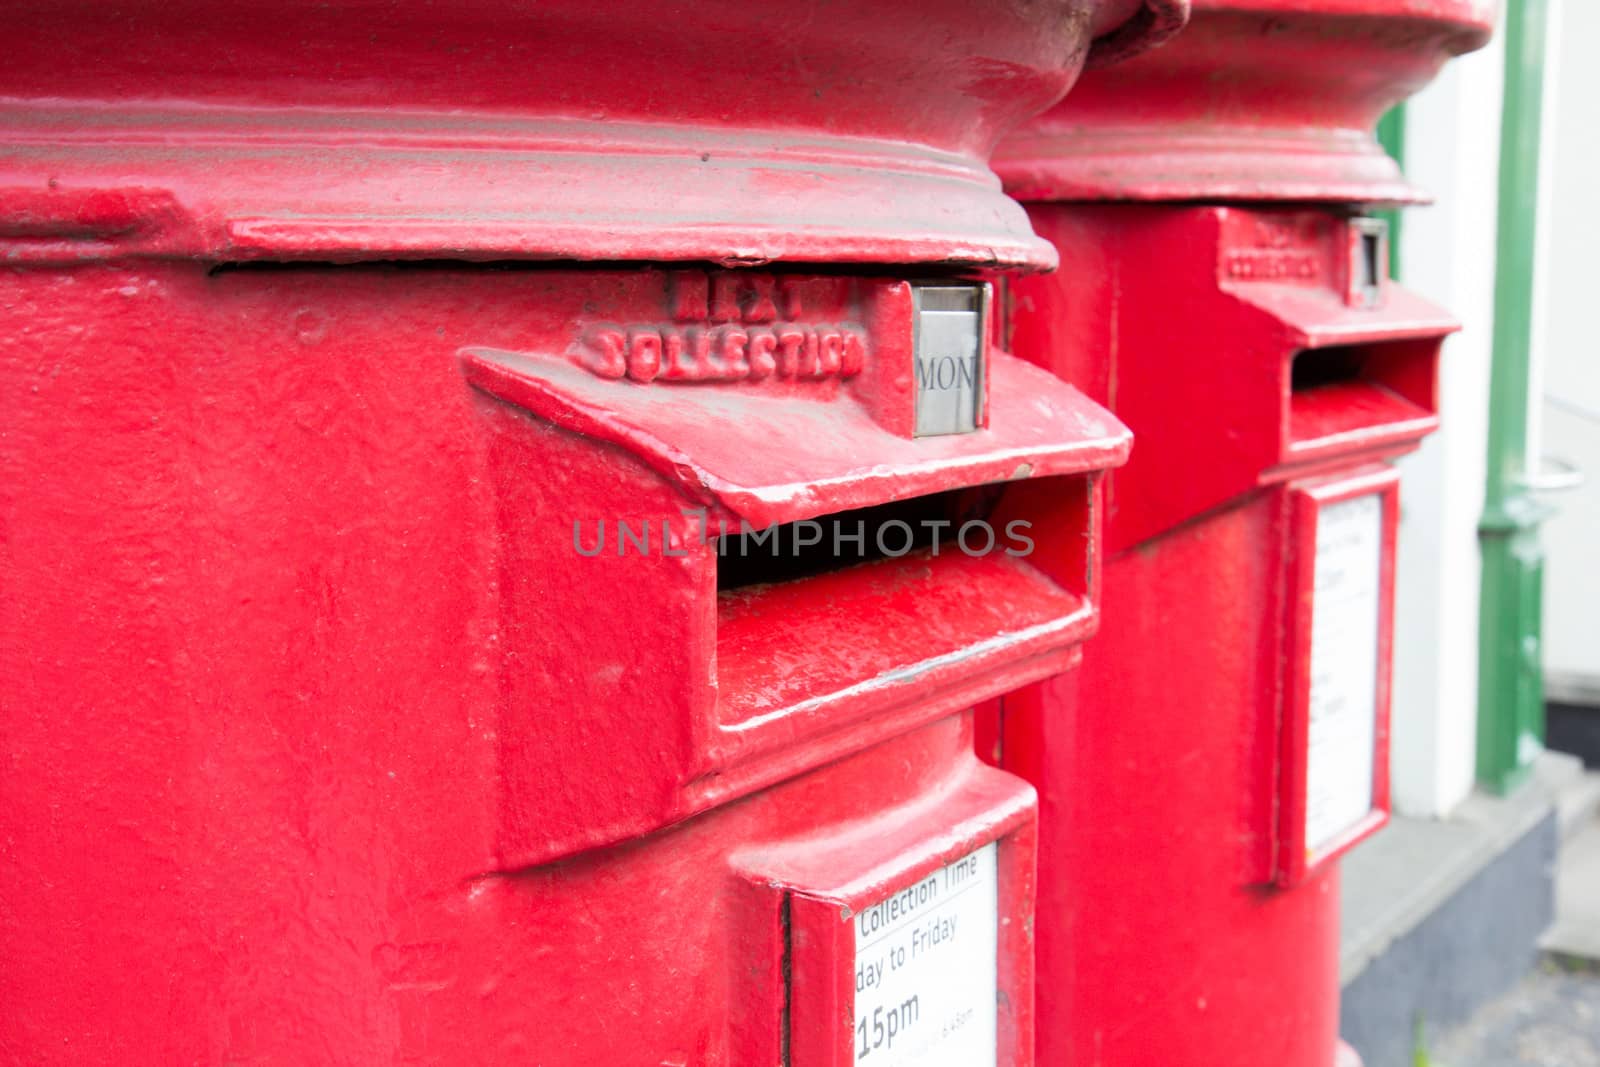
[991,3,1489,1062]
[995,206,1452,1067]
[0,0,1182,270]
[997,0,1496,204]
[0,1,1180,1062]
[0,253,1105,1067]
[1012,207,1453,557]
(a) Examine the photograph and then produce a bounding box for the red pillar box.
[0,2,1186,1063]
[988,4,1492,1067]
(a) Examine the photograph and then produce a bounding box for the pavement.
[1430,794,1600,1067]
[1429,959,1600,1067]
[1543,812,1600,963]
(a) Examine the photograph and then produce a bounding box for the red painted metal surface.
[986,3,1496,1052]
[997,0,1496,204]
[0,1,1178,1061]
[996,494,1346,1067]
[995,199,1466,1067]
[0,257,1129,1063]
[0,0,1183,270]
[1009,206,1454,555]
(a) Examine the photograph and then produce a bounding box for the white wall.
[1541,0,1600,700]
[1389,36,1506,817]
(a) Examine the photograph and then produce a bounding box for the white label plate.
[1304,493,1384,856]
[851,842,998,1067]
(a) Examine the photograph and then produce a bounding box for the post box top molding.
[0,0,1184,269]
[994,0,1496,204]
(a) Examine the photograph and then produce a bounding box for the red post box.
[0,2,1184,1062]
[987,4,1492,1067]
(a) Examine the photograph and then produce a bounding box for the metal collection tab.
[913,284,988,437]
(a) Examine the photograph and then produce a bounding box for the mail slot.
[0,0,1186,1060]
[461,267,1128,866]
[989,3,1493,1065]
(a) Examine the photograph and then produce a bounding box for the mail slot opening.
[1287,338,1439,455]
[1291,345,1365,394]
[714,485,1009,592]
[715,476,1097,728]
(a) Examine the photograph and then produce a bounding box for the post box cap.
[995,0,1496,204]
[0,0,1185,270]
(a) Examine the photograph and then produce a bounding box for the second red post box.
[988,3,1494,1066]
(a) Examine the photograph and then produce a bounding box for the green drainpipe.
[1478,0,1552,794]
[1375,105,1406,279]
